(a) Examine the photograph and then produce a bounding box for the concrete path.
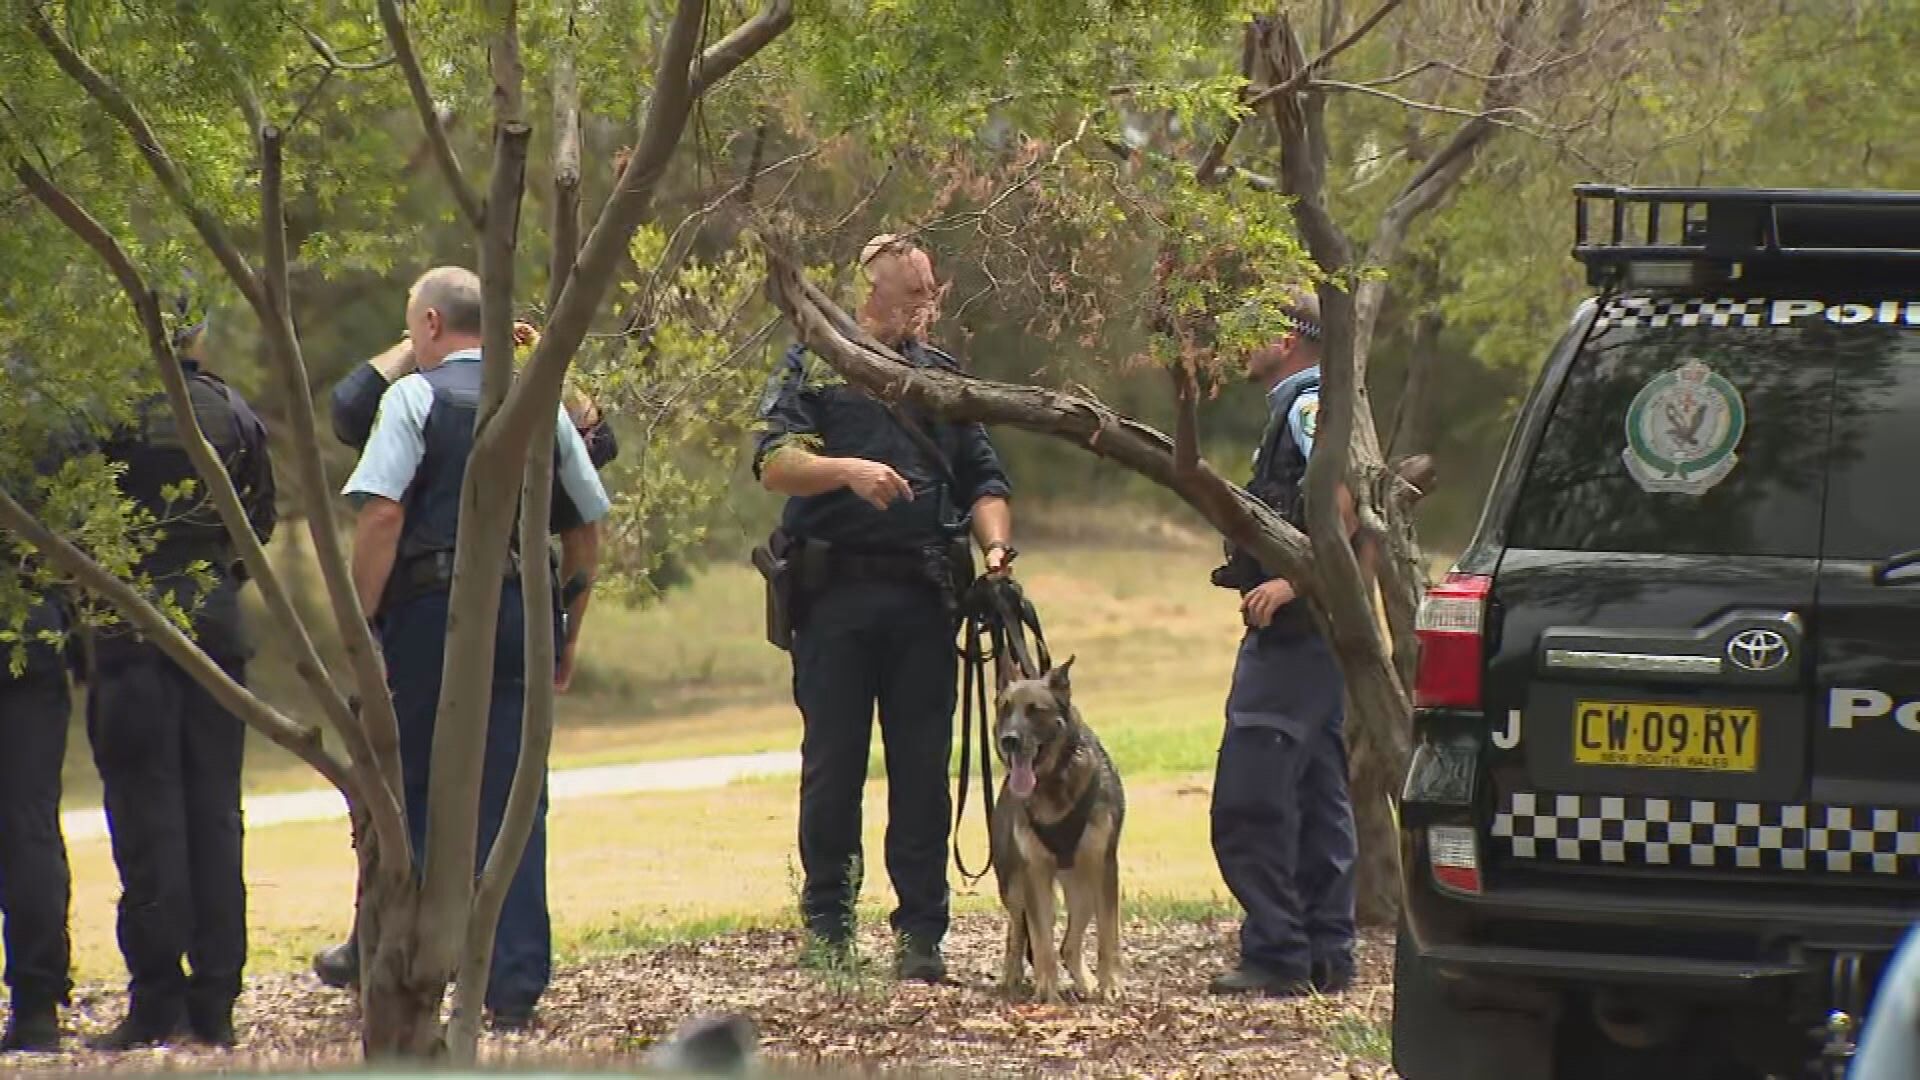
[59,750,802,842]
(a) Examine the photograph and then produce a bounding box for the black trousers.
[87,645,247,1019]
[792,578,956,946]
[385,582,551,1014]
[1210,627,1357,981]
[0,671,73,1010]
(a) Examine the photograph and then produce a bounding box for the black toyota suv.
[1392,185,1920,1080]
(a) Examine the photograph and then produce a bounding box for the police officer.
[0,580,76,1053]
[311,315,615,993]
[328,321,620,469]
[753,234,1014,982]
[339,266,609,1029]
[1207,289,1365,998]
[86,291,277,1050]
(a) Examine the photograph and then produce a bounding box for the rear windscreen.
[1509,302,1920,559]
[1823,334,1920,562]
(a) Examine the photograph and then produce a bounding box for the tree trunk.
[350,816,446,1061]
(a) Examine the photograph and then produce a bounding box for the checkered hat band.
[1491,792,1920,876]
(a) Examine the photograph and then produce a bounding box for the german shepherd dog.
[990,657,1127,1003]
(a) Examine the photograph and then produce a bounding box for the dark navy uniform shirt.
[94,359,277,661]
[751,340,1010,553]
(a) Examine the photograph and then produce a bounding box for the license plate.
[1573,701,1759,773]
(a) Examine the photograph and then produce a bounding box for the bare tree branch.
[547,0,583,311]
[24,6,268,318]
[764,245,1314,583]
[292,16,398,73]
[1171,358,1203,477]
[1310,78,1547,127]
[500,0,777,454]
[377,0,485,229]
[1255,11,1353,270]
[259,129,412,861]
[688,0,796,96]
[419,9,533,1017]
[0,488,352,788]
[450,402,557,1063]
[1244,0,1410,110]
[1196,22,1260,185]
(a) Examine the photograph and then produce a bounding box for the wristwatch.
[985,541,1018,566]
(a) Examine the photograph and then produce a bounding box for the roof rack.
[1572,183,1920,288]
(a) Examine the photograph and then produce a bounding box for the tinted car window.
[1508,320,1848,558]
[1822,336,1920,562]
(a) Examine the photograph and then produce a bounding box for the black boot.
[312,940,359,990]
[187,996,237,1048]
[895,935,947,984]
[0,1003,61,1053]
[86,1000,185,1053]
[1207,962,1314,998]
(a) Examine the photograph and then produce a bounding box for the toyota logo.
[1727,628,1790,673]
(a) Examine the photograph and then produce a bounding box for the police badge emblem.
[1622,358,1746,496]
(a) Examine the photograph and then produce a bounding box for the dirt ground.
[12,914,1398,1078]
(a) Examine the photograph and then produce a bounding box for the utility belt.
[382,547,523,614]
[751,527,973,651]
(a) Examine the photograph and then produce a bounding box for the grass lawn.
[57,513,1254,801]
[63,520,1261,983]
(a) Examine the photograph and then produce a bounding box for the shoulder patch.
[756,371,786,418]
[1297,397,1319,440]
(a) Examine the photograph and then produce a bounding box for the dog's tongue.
[1008,758,1037,798]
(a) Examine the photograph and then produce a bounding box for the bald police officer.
[754,235,1014,982]
[311,319,616,993]
[86,293,277,1051]
[1208,290,1365,998]
[341,267,608,1030]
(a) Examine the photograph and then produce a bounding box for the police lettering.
[1826,688,1920,733]
[1770,300,1920,327]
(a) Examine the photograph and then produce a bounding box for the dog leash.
[953,576,1051,885]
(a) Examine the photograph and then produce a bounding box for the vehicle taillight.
[1414,572,1493,709]
[1427,824,1483,894]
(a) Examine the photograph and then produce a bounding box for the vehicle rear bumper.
[1419,943,1807,988]
[1401,831,1920,995]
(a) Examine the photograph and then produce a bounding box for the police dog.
[990,657,1126,1003]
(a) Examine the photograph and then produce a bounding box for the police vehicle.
[1393,185,1920,1080]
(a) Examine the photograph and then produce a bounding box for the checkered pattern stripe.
[1594,297,1770,331]
[1491,792,1920,876]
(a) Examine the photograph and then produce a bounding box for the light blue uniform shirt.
[1264,363,1322,461]
[341,348,612,524]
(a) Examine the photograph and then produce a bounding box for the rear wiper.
[1872,549,1920,586]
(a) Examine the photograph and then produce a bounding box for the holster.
[751,527,801,651]
[1211,544,1265,594]
[935,534,975,621]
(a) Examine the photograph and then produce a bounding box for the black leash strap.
[952,575,1051,884]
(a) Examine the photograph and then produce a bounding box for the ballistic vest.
[396,357,570,567]
[1248,372,1318,531]
[112,365,264,576]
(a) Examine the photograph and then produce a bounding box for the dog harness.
[1029,778,1101,869]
